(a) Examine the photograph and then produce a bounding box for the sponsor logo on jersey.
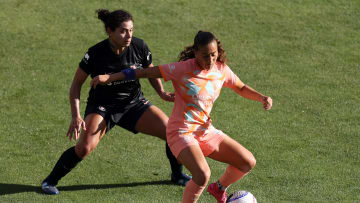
[82,53,90,64]
[107,80,134,86]
[98,106,106,111]
[168,64,176,73]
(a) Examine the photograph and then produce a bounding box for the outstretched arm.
[231,79,273,110]
[90,66,163,88]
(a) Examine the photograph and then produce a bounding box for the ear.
[106,27,112,36]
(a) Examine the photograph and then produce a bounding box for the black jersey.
[79,37,152,106]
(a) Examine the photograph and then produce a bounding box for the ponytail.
[178,45,195,62]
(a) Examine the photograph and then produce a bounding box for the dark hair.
[178,31,227,63]
[96,9,133,32]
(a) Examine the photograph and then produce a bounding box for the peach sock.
[182,179,206,203]
[219,165,248,189]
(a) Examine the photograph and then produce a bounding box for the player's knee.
[75,143,96,158]
[234,153,256,173]
[192,167,211,187]
[248,156,256,170]
[242,155,256,172]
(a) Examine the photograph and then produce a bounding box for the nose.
[126,31,132,39]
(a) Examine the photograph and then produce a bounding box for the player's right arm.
[66,67,88,141]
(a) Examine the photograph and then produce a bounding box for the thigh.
[84,103,115,132]
[135,105,168,140]
[207,136,255,172]
[75,113,107,157]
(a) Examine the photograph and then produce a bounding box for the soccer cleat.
[41,180,59,195]
[171,173,192,186]
[207,182,227,203]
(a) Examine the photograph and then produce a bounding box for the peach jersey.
[159,58,240,138]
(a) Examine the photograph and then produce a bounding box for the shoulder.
[179,58,196,67]
[130,36,148,49]
[80,39,110,69]
[170,58,196,73]
[87,39,109,53]
[173,58,195,68]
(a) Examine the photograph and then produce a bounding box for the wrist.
[121,68,136,80]
[108,74,115,83]
[158,89,165,95]
[72,113,81,119]
[258,95,266,102]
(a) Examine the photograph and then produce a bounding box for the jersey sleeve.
[142,42,152,68]
[78,49,94,75]
[223,64,240,88]
[159,61,189,82]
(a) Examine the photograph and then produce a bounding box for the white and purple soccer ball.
[226,190,257,203]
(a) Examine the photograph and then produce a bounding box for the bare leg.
[75,113,107,158]
[135,105,190,185]
[207,136,256,187]
[177,145,210,203]
[42,113,107,195]
[135,105,167,140]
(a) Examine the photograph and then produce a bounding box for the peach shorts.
[167,126,227,158]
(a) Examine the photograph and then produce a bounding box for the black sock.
[44,146,82,185]
[165,142,183,176]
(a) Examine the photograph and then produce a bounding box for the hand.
[90,75,111,88]
[66,116,86,141]
[262,96,272,110]
[160,91,175,102]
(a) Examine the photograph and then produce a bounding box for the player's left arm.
[147,64,175,102]
[231,79,273,110]
[90,65,163,88]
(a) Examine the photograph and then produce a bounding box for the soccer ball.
[226,190,257,203]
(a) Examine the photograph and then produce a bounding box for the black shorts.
[84,99,152,134]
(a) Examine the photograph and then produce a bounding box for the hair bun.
[96,9,110,23]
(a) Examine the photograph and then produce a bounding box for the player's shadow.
[0,180,173,195]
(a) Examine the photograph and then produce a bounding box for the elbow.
[236,84,246,96]
[239,84,246,91]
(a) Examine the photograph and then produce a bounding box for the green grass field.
[1,0,359,202]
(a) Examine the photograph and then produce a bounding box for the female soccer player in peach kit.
[91,31,272,203]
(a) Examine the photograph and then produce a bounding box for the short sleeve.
[79,50,93,75]
[159,60,190,82]
[142,42,152,67]
[223,65,240,88]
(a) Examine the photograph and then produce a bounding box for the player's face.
[109,20,133,48]
[194,40,218,70]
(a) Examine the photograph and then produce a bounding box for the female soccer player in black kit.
[41,9,190,195]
